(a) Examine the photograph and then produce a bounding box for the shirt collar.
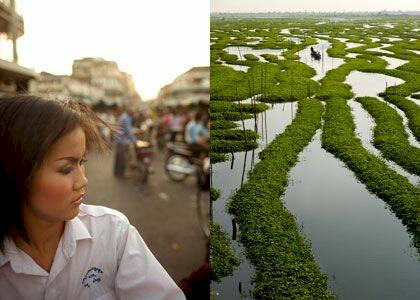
[62,216,92,259]
[0,216,92,273]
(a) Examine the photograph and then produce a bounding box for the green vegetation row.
[322,98,420,249]
[228,99,333,299]
[211,111,254,122]
[210,222,240,282]
[211,120,238,130]
[211,60,320,103]
[210,152,228,164]
[210,188,221,202]
[356,96,420,176]
[210,100,269,114]
[211,129,259,141]
[211,139,259,154]
[383,95,420,141]
[210,100,261,162]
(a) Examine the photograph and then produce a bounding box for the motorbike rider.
[185,111,209,158]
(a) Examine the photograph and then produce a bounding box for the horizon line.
[211,10,420,14]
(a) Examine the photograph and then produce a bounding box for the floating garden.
[210,16,420,299]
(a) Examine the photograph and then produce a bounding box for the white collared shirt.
[0,204,186,300]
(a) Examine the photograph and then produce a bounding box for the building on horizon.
[152,66,209,108]
[30,57,142,109]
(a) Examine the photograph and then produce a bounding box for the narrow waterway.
[346,71,420,185]
[212,101,298,299]
[298,39,346,81]
[283,130,420,299]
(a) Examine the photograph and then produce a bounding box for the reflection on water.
[345,71,404,98]
[369,43,393,54]
[216,58,250,73]
[380,56,408,69]
[246,37,264,46]
[285,36,301,44]
[347,52,359,58]
[387,36,402,42]
[299,39,345,81]
[407,96,420,106]
[283,130,420,299]
[348,100,420,186]
[345,71,419,185]
[225,46,284,62]
[212,101,298,299]
[335,37,348,43]
[346,42,364,49]
[376,99,420,148]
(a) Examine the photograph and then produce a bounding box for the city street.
[84,144,208,284]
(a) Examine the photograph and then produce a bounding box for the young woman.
[0,96,185,299]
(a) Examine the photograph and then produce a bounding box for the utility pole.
[10,0,18,63]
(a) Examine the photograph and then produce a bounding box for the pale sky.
[211,0,420,13]
[16,0,209,101]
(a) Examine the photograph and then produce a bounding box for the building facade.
[154,66,209,107]
[30,57,142,108]
[0,0,37,96]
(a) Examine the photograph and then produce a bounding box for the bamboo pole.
[236,87,248,142]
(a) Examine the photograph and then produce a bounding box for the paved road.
[84,144,208,284]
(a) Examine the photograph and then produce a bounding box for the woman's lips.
[72,194,84,205]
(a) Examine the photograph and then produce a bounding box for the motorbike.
[164,142,206,182]
[134,140,154,182]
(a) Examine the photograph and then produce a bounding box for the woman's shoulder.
[77,204,130,234]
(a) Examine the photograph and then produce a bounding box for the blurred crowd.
[93,104,210,178]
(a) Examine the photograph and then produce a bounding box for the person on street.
[113,106,138,177]
[0,96,185,300]
[185,111,209,157]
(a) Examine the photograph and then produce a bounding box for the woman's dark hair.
[0,95,120,253]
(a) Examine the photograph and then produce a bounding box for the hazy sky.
[17,0,209,101]
[211,0,420,13]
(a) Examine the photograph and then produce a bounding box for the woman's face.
[28,126,89,222]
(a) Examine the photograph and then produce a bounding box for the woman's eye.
[60,167,73,174]
[60,159,88,174]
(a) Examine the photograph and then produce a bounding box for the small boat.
[310,47,321,60]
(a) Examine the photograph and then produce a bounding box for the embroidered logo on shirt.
[82,267,103,288]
